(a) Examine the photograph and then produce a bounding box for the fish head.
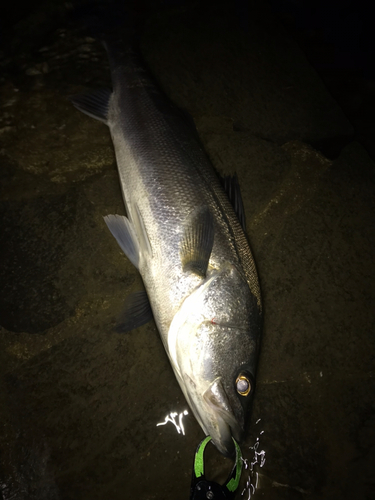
[168,263,261,456]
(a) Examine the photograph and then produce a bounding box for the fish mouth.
[208,412,241,457]
[181,373,244,456]
[201,377,244,457]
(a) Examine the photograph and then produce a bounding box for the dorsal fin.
[222,174,246,231]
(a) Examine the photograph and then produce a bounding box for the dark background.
[1,1,374,499]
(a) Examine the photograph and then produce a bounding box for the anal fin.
[104,214,140,269]
[69,88,112,124]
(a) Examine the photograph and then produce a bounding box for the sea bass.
[71,36,262,456]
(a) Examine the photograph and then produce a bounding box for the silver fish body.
[71,38,262,456]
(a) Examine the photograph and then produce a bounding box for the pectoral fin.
[180,206,214,277]
[116,291,153,333]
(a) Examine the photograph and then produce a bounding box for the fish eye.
[236,374,252,396]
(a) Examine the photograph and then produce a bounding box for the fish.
[70,33,262,457]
